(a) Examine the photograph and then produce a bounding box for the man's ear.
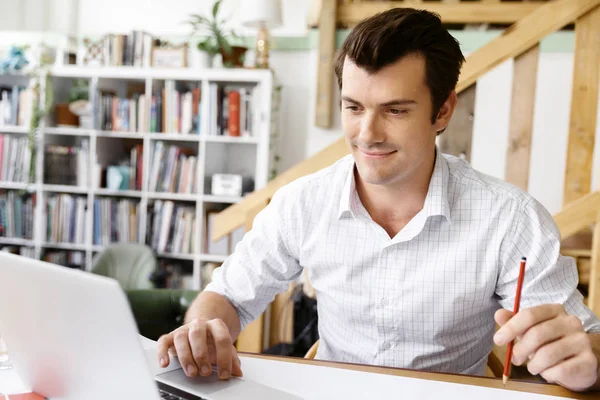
[433,91,457,132]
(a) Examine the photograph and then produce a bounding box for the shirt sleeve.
[203,186,303,330]
[496,197,600,334]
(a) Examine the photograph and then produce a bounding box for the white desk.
[2,353,597,400]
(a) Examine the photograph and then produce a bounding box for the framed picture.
[152,44,187,68]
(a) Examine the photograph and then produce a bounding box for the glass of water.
[0,333,12,370]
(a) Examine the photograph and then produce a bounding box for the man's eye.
[346,106,359,112]
[388,109,407,115]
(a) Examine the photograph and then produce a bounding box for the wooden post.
[438,85,476,162]
[505,44,540,191]
[588,210,600,314]
[269,283,296,347]
[315,0,337,128]
[562,5,600,206]
[235,199,270,353]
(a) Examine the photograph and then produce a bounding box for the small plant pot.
[54,103,79,126]
[220,46,247,68]
[189,49,213,69]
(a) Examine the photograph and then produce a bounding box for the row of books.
[158,82,202,134]
[208,84,258,137]
[44,194,87,245]
[93,198,143,246]
[0,135,33,183]
[98,93,148,132]
[44,141,89,187]
[0,192,34,239]
[0,86,33,127]
[98,31,154,68]
[147,200,197,255]
[96,84,203,135]
[148,141,198,193]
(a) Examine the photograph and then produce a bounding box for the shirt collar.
[337,148,452,224]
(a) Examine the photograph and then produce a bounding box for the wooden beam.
[563,5,600,206]
[553,191,600,240]
[457,0,600,94]
[338,3,542,26]
[315,0,337,128]
[307,0,323,28]
[505,44,540,191]
[588,211,600,313]
[213,137,349,241]
[269,283,296,347]
[438,85,476,162]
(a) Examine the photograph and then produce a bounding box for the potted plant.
[186,0,247,68]
[190,38,218,68]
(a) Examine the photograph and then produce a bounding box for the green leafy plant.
[186,0,242,58]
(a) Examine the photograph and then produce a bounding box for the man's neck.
[355,151,436,237]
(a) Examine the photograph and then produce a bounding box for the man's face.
[341,54,445,188]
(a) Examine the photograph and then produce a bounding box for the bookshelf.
[0,65,274,290]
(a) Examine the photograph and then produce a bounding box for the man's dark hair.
[334,8,465,126]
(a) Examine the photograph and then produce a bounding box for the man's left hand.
[494,304,599,392]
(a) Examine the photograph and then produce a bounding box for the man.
[157,8,600,391]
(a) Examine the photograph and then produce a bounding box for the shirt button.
[380,298,389,307]
[382,342,391,350]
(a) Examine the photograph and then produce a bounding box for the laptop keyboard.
[159,389,194,400]
[156,382,207,400]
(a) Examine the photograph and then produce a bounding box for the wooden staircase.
[212,0,600,352]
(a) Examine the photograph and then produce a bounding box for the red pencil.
[503,256,527,385]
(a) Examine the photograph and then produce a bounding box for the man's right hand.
[157,318,243,380]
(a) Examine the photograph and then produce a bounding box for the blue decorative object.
[0,46,29,74]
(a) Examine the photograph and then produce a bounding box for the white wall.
[76,0,309,36]
[0,0,79,35]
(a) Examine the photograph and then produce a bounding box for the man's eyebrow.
[340,96,417,107]
[341,96,361,105]
[379,99,417,107]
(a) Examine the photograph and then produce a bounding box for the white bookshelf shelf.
[42,242,87,251]
[146,192,198,202]
[202,194,244,204]
[44,127,93,136]
[95,130,144,139]
[42,185,89,194]
[156,252,195,261]
[0,65,273,289]
[203,136,259,144]
[0,237,35,246]
[94,188,143,198]
[148,133,201,142]
[0,125,29,134]
[0,182,35,190]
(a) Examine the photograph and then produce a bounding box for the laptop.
[0,252,302,400]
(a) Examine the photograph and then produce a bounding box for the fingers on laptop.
[157,333,173,368]
[208,319,234,379]
[189,320,211,376]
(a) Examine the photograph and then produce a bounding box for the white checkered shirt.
[205,149,600,376]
